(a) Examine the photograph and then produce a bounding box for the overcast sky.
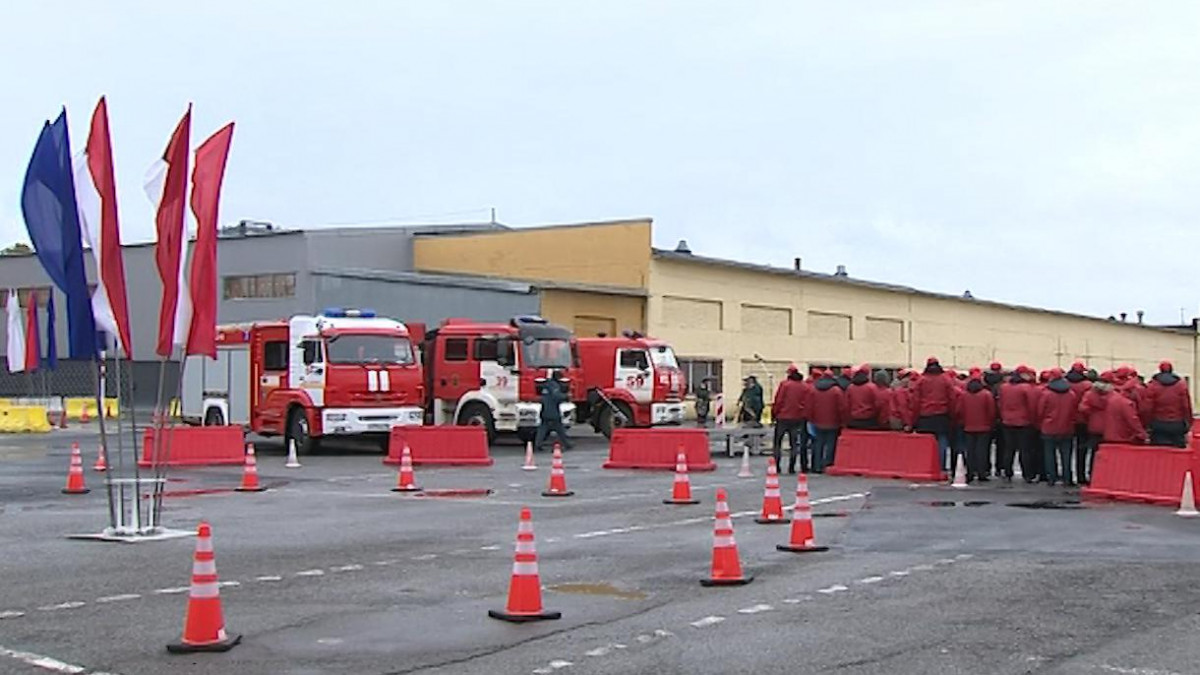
[2,2,1198,323]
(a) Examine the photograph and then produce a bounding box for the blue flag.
[20,110,98,359]
[45,288,58,371]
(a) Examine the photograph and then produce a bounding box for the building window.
[680,358,723,394]
[444,338,469,362]
[224,273,296,300]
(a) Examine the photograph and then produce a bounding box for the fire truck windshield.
[326,335,414,365]
[522,338,573,369]
[649,345,678,369]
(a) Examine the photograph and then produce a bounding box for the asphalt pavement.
[1,425,1199,675]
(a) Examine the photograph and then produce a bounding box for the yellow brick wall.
[539,289,645,336]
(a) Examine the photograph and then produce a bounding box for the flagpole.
[153,352,188,527]
[94,350,116,531]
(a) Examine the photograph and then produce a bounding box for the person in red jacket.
[960,374,997,482]
[1077,375,1114,485]
[888,371,915,430]
[1038,368,1079,486]
[771,365,810,474]
[845,365,879,429]
[911,357,955,471]
[1065,361,1093,486]
[808,370,847,473]
[873,371,893,429]
[1142,360,1193,448]
[1103,385,1147,444]
[997,366,1035,482]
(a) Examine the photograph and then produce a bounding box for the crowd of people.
[763,357,1194,486]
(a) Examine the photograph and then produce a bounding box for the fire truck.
[420,315,578,444]
[574,333,686,438]
[182,309,425,453]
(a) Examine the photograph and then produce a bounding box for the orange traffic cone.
[167,521,241,653]
[391,443,421,493]
[62,443,90,494]
[521,441,537,471]
[777,473,829,553]
[235,444,266,492]
[488,507,561,622]
[701,488,753,586]
[80,403,91,424]
[93,443,108,472]
[663,450,700,505]
[541,444,573,497]
[755,457,790,524]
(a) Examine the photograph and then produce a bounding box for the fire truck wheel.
[597,401,634,439]
[287,407,320,455]
[457,403,497,445]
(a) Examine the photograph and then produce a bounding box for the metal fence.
[0,359,178,408]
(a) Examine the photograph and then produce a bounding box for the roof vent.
[834,264,848,277]
[963,290,974,299]
[793,257,802,271]
[675,240,692,254]
[1136,310,1144,324]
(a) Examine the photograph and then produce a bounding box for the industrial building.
[0,217,1194,408]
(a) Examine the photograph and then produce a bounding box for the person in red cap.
[846,364,880,430]
[911,357,954,471]
[1065,361,1093,482]
[807,369,847,473]
[1103,382,1147,445]
[771,365,810,473]
[1141,360,1193,447]
[983,362,1006,476]
[1077,373,1115,484]
[997,366,1036,482]
[959,373,997,482]
[1037,368,1080,486]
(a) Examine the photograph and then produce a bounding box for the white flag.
[6,289,25,373]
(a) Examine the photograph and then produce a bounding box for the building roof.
[311,267,535,294]
[652,248,1193,335]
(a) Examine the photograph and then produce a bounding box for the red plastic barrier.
[384,426,493,466]
[138,426,246,467]
[1081,443,1195,506]
[603,428,716,471]
[826,430,945,482]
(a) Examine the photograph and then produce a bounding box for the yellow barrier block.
[0,406,50,433]
[103,397,119,420]
[64,397,87,421]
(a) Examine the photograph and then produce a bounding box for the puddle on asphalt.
[919,500,993,508]
[1006,500,1083,510]
[546,583,647,600]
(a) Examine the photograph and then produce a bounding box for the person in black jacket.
[535,371,574,451]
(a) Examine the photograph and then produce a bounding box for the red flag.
[185,123,234,359]
[24,291,39,372]
[78,97,134,358]
[145,107,191,357]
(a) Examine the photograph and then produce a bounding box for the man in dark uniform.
[535,370,573,451]
[738,375,764,427]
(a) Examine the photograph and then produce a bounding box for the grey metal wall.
[311,270,540,327]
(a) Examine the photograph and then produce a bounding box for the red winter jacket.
[1038,379,1079,437]
[771,377,808,421]
[845,380,878,423]
[890,385,914,428]
[1103,392,1147,444]
[1142,372,1193,423]
[1066,372,1092,424]
[875,385,893,427]
[911,369,954,418]
[998,380,1035,427]
[959,381,997,433]
[1078,387,1110,436]
[808,378,847,430]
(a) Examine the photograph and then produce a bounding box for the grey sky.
[2,2,1198,322]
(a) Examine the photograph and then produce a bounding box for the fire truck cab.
[574,333,686,438]
[182,309,425,453]
[422,315,578,444]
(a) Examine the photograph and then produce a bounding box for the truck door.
[434,336,477,405]
[255,338,290,431]
[616,348,653,404]
[290,338,326,407]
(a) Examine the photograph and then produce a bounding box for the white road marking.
[817,584,848,594]
[737,604,774,614]
[0,645,88,674]
[153,587,190,595]
[653,629,674,638]
[545,538,561,543]
[935,558,956,565]
[858,576,884,584]
[480,545,501,551]
[0,611,25,620]
[373,559,400,566]
[95,594,141,603]
[37,602,85,611]
[955,553,974,560]
[411,554,438,561]
[911,564,935,572]
[256,575,284,582]
[296,569,326,577]
[217,581,240,588]
[1101,666,1186,675]
[890,570,910,577]
[332,564,364,572]
[782,598,804,604]
[690,616,726,628]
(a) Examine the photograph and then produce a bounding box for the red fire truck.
[574,333,686,438]
[182,309,425,453]
[420,315,579,444]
